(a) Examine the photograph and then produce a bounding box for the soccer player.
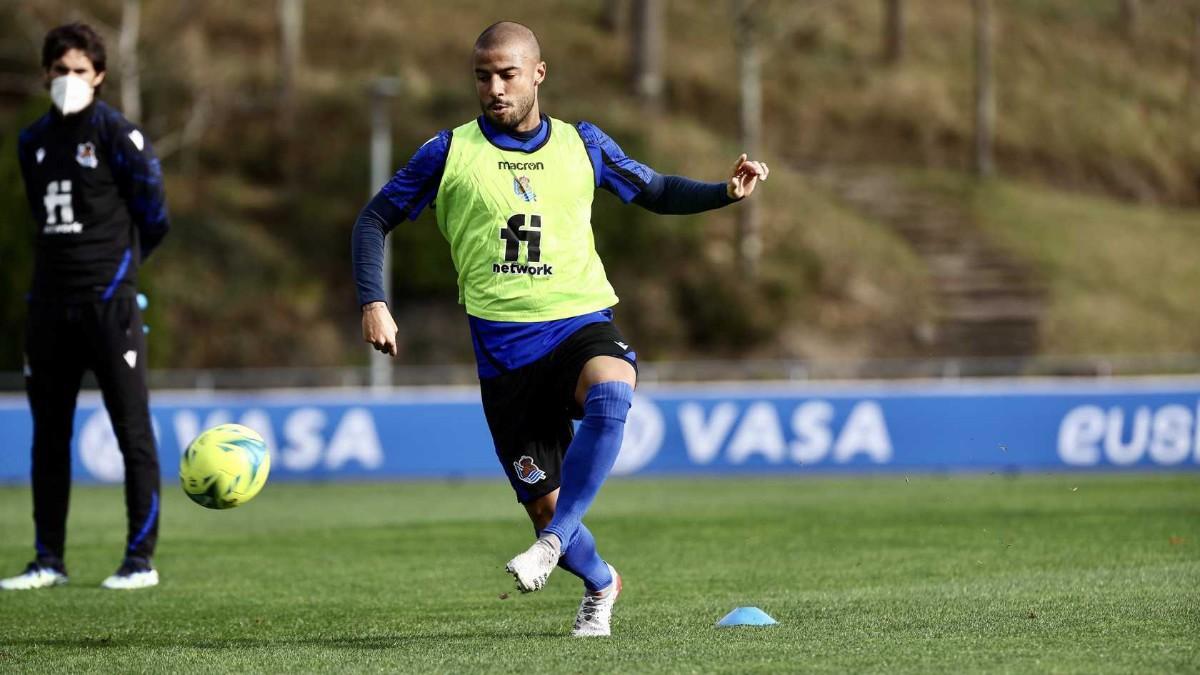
[351,22,767,635]
[1,23,168,591]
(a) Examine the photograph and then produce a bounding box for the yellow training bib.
[435,117,618,321]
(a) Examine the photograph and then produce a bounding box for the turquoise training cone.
[716,606,778,627]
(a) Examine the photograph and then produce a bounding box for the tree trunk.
[973,0,995,178]
[119,0,141,123]
[733,0,762,275]
[279,0,302,126]
[1119,0,1139,43]
[882,0,904,65]
[631,0,664,109]
[602,0,630,35]
[1189,10,1200,104]
[278,0,303,186]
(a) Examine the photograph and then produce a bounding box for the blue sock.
[542,381,633,554]
[553,523,613,592]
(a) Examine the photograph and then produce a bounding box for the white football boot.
[101,558,159,590]
[572,564,622,637]
[0,562,68,591]
[505,534,561,593]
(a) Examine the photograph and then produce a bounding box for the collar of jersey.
[476,114,551,154]
[49,101,98,127]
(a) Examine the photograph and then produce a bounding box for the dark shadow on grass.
[1,630,566,651]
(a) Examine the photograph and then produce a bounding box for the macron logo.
[123,350,137,368]
[497,160,544,171]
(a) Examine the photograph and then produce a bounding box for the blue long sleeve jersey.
[352,115,736,378]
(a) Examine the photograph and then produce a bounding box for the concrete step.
[811,167,1047,358]
[934,280,1046,296]
[935,304,1045,321]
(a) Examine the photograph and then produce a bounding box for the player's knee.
[578,355,637,395]
[583,380,634,423]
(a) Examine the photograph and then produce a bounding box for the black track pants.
[24,297,160,564]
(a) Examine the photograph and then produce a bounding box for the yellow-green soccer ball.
[180,424,271,509]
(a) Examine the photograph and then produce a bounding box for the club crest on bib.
[513,455,547,484]
[513,175,537,202]
[75,142,98,169]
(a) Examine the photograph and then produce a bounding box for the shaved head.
[474,21,541,61]
[472,21,546,132]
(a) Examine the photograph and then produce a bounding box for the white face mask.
[50,74,94,115]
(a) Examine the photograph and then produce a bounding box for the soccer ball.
[180,424,271,509]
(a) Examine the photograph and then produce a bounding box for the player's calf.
[541,380,634,547]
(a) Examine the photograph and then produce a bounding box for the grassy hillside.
[890,168,1200,356]
[978,179,1200,354]
[0,0,1197,371]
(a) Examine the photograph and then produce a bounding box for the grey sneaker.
[505,534,561,593]
[572,564,622,637]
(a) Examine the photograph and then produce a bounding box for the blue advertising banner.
[0,378,1198,484]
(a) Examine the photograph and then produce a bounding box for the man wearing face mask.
[1,23,168,591]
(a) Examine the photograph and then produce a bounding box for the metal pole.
[368,77,399,389]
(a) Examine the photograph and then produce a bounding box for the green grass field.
[1,474,1196,673]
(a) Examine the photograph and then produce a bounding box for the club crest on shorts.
[75,142,98,169]
[513,455,547,484]
[513,175,537,202]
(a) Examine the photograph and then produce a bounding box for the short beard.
[482,93,535,131]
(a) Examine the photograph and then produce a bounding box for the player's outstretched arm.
[726,153,769,200]
[578,121,768,215]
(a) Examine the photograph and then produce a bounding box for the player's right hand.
[361,302,399,356]
[727,153,769,200]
